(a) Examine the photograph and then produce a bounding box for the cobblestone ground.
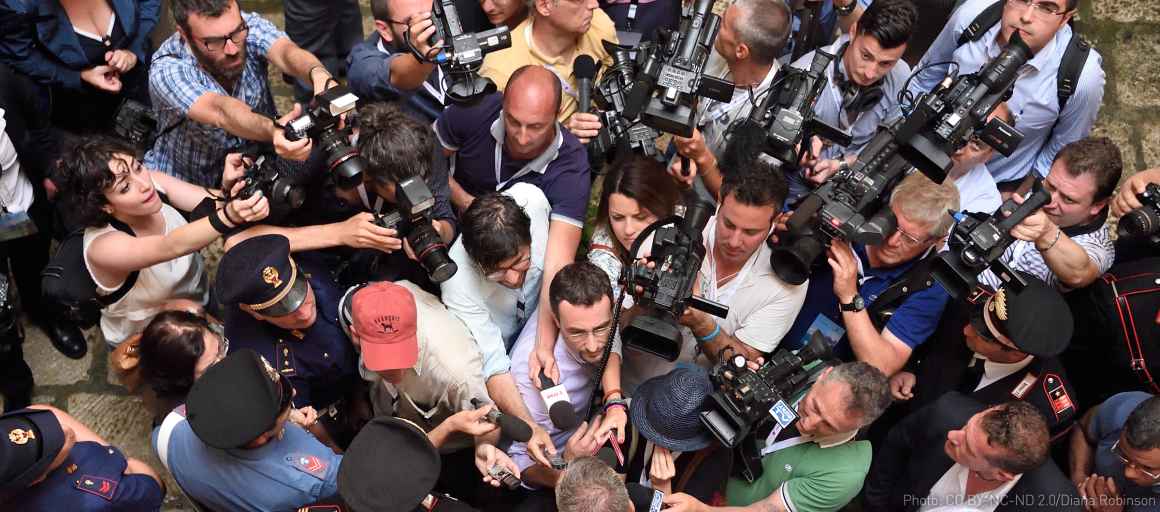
[4,0,1155,509]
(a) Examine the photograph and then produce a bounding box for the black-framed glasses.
[197,20,249,53]
[1005,0,1070,17]
[1112,439,1160,480]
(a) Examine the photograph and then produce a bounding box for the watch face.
[854,296,864,309]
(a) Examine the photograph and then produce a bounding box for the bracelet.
[207,208,232,234]
[1040,227,1063,253]
[603,400,628,414]
[603,388,624,404]
[696,322,721,343]
[222,205,244,226]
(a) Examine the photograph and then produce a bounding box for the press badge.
[0,211,37,243]
[769,400,798,429]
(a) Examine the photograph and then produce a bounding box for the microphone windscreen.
[548,401,580,430]
[574,54,598,80]
[497,414,533,443]
[625,483,663,512]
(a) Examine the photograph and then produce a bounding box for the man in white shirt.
[946,104,1009,215]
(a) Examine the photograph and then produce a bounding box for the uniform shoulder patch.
[1043,373,1074,418]
[75,475,118,500]
[287,453,329,480]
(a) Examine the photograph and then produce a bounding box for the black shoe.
[41,322,87,359]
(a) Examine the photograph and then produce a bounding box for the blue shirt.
[433,92,592,227]
[6,441,164,511]
[224,252,360,409]
[1089,391,1160,511]
[780,245,951,357]
[346,34,448,122]
[145,12,283,187]
[155,418,341,512]
[909,0,1104,183]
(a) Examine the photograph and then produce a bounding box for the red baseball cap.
[352,282,419,372]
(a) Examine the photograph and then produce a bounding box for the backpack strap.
[956,0,1004,47]
[1056,34,1091,114]
[94,221,140,307]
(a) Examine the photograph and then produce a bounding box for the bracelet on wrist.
[603,388,624,404]
[696,322,721,343]
[207,208,232,234]
[1040,227,1063,253]
[222,206,244,226]
[603,400,628,413]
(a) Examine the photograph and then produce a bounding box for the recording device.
[539,370,580,430]
[575,54,598,115]
[700,331,832,448]
[471,398,533,442]
[589,41,661,167]
[487,464,522,490]
[372,176,458,283]
[111,99,158,152]
[549,454,569,471]
[1118,183,1160,242]
[238,152,306,222]
[932,180,1052,299]
[769,33,1033,286]
[411,0,512,104]
[623,196,729,361]
[625,0,734,137]
[283,85,367,189]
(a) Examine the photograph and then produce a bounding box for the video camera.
[622,195,728,361]
[238,152,306,222]
[410,0,511,104]
[373,176,458,283]
[931,180,1052,299]
[624,0,734,137]
[1118,183,1160,243]
[284,86,368,189]
[769,33,1033,286]
[700,331,832,449]
[588,40,662,166]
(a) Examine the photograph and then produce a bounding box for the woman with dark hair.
[136,310,225,419]
[52,135,268,348]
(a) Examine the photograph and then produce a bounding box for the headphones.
[832,42,885,116]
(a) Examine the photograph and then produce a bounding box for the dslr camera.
[284,85,367,189]
[1118,183,1160,242]
[111,99,158,152]
[238,152,306,222]
[413,0,511,104]
[700,331,832,449]
[623,197,728,361]
[373,177,458,283]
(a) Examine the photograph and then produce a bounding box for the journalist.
[623,162,807,391]
[978,136,1121,291]
[1069,392,1160,512]
[663,362,891,512]
[146,0,341,187]
[944,103,1010,214]
[136,310,227,422]
[911,0,1105,190]
[556,457,632,512]
[780,172,959,376]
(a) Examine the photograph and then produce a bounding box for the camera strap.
[865,253,939,329]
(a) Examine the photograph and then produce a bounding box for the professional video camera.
[588,40,662,166]
[238,152,306,222]
[931,180,1052,299]
[624,0,734,137]
[769,33,1033,286]
[111,99,158,152]
[622,195,729,361]
[284,85,367,189]
[373,176,458,283]
[1118,183,1160,242]
[700,331,832,449]
[408,0,511,104]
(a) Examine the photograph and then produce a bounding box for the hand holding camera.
[224,179,271,225]
[339,212,402,253]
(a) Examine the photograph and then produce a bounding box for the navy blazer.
[0,0,159,90]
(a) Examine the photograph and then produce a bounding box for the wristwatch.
[840,294,865,313]
[834,0,857,16]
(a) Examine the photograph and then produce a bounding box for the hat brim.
[253,269,310,318]
[1,409,65,494]
[629,378,712,453]
[361,334,420,372]
[339,417,440,512]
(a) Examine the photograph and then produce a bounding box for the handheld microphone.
[471,398,533,442]
[574,54,598,114]
[539,370,580,430]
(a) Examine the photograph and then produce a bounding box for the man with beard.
[146,0,339,187]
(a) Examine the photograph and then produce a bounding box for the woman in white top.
[53,135,268,347]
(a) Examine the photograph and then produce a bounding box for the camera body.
[589,41,662,166]
[750,50,850,166]
[372,177,458,283]
[1118,183,1160,242]
[111,99,158,152]
[284,86,367,189]
[239,153,306,222]
[623,198,728,361]
[700,331,832,449]
[425,0,511,104]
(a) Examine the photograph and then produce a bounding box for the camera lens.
[408,224,458,283]
[769,236,823,286]
[319,129,366,189]
[1118,207,1160,239]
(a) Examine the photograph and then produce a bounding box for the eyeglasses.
[1112,439,1160,480]
[1005,0,1070,17]
[891,225,932,248]
[383,17,410,27]
[197,20,249,53]
[484,254,532,282]
[563,324,614,343]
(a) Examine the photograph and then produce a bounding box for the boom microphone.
[539,370,580,430]
[574,54,598,115]
[471,398,533,442]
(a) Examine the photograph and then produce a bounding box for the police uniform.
[154,349,343,512]
[217,235,360,412]
[1,408,164,510]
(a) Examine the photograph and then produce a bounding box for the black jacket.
[864,392,1081,512]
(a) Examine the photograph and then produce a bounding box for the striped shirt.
[979,222,1114,291]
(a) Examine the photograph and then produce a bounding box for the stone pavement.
[4,0,1157,510]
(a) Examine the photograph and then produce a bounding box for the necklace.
[716,269,740,287]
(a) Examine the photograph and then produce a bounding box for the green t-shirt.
[725,438,872,512]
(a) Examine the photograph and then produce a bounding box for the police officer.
[153,348,343,511]
[891,275,1079,438]
[216,234,363,447]
[1,405,164,509]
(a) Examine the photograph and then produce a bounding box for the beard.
[189,40,247,86]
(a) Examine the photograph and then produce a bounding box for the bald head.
[502,66,563,160]
[506,65,563,115]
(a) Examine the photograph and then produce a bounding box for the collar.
[976,354,1034,380]
[1061,207,1109,238]
[376,36,391,54]
[523,18,573,67]
[490,114,564,175]
[853,244,927,281]
[814,429,858,449]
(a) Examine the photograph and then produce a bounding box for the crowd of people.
[0,0,1158,510]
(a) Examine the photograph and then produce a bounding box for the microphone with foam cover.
[471,398,533,442]
[573,54,598,115]
[539,370,580,430]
